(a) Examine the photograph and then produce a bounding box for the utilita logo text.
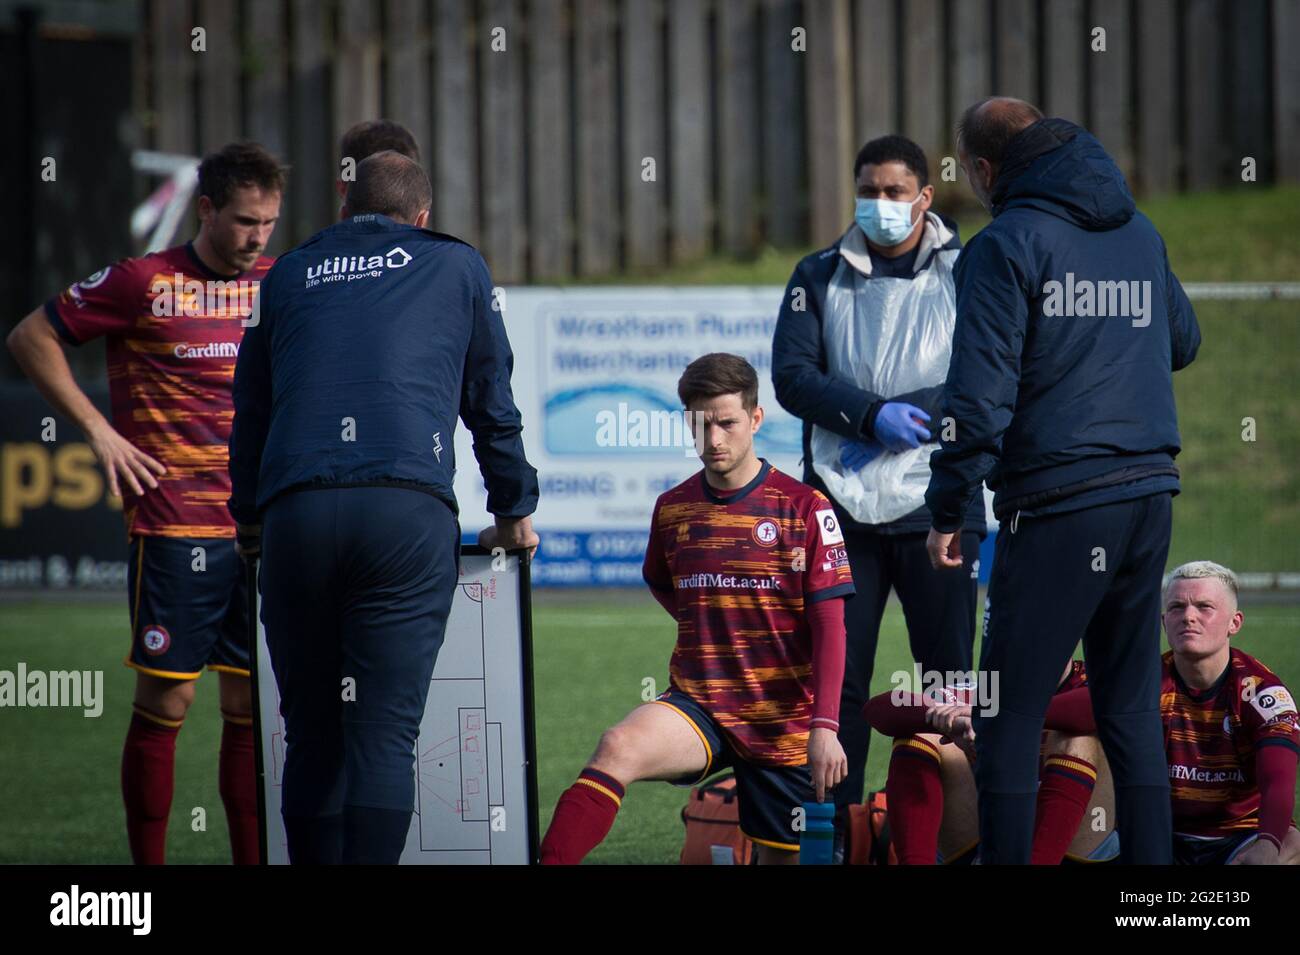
[305,246,412,287]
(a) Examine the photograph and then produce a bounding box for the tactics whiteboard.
[249,547,538,864]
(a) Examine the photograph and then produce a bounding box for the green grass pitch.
[1,591,1296,864]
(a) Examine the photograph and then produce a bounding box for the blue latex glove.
[873,402,932,452]
[840,438,884,472]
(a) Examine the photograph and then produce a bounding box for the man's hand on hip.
[926,527,963,569]
[86,420,167,499]
[478,515,540,559]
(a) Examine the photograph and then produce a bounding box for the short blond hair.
[1163,561,1239,606]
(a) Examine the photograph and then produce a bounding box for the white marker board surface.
[250,548,537,864]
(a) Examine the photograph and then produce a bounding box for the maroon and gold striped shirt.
[643,461,855,765]
[46,244,273,538]
[1163,648,1299,837]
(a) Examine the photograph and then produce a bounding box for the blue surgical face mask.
[855,193,924,247]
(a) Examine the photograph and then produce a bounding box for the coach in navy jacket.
[227,211,537,528]
[924,119,1200,530]
[925,98,1200,865]
[228,151,538,864]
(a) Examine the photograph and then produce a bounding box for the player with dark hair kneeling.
[540,353,855,864]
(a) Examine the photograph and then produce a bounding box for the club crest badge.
[141,625,171,656]
[753,519,779,546]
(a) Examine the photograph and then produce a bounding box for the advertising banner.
[451,287,807,586]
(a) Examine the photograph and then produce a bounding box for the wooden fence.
[139,0,1300,281]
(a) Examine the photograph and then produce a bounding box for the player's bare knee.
[1041,728,1065,752]
[587,724,641,784]
[1281,828,1300,866]
[218,671,252,719]
[932,737,974,777]
[931,737,964,762]
[134,674,196,722]
[1045,730,1102,763]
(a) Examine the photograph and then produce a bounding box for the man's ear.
[335,179,347,199]
[196,195,214,224]
[978,158,996,192]
[414,209,431,229]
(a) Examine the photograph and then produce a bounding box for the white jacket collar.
[838,211,955,277]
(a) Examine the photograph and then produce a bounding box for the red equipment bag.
[845,790,897,865]
[680,773,754,865]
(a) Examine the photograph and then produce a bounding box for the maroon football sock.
[122,707,182,865]
[885,736,944,865]
[219,715,261,865]
[539,768,626,865]
[1031,754,1096,865]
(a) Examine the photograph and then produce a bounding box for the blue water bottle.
[799,801,836,864]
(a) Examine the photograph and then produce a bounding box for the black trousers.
[260,486,459,863]
[973,493,1173,864]
[835,527,981,813]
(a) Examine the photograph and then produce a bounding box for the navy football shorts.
[1171,829,1294,865]
[126,535,249,679]
[654,688,814,853]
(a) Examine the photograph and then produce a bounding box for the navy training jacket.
[228,214,539,526]
[925,119,1201,531]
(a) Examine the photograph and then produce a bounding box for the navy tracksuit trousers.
[835,528,981,814]
[260,486,459,864]
[973,492,1174,864]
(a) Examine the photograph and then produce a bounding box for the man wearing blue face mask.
[772,136,989,851]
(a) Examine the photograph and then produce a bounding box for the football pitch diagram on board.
[250,548,537,864]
